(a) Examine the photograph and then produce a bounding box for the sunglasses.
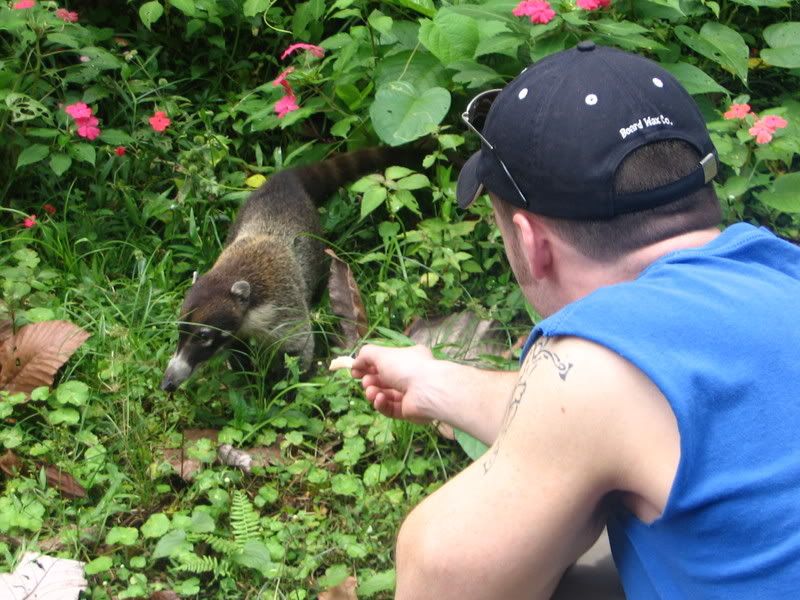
[461,88,529,209]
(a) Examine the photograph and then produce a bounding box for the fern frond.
[231,489,261,545]
[198,533,240,556]
[176,554,231,577]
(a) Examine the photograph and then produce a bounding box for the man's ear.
[512,212,553,280]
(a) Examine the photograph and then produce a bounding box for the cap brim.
[456,151,485,209]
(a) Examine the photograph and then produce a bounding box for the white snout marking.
[165,352,193,383]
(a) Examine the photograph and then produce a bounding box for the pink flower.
[275,94,299,118]
[55,7,78,22]
[114,146,126,156]
[42,203,56,215]
[23,215,37,228]
[761,115,788,131]
[64,102,92,119]
[576,0,610,9]
[13,0,35,9]
[149,110,171,132]
[280,43,325,60]
[749,120,774,144]
[749,115,789,144]
[512,0,556,24]
[75,115,100,140]
[273,67,295,91]
[723,103,751,120]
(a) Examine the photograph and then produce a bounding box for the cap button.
[577,40,596,52]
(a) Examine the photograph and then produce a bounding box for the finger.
[374,393,405,420]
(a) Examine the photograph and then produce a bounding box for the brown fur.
[161,146,422,391]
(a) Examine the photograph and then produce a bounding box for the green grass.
[0,185,510,598]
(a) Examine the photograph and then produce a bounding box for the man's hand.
[352,344,520,445]
[351,344,436,424]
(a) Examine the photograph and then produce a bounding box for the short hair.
[495,140,722,262]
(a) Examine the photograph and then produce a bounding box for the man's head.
[457,43,722,311]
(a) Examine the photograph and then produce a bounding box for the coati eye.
[196,329,214,345]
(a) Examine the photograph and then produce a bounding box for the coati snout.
[162,146,422,391]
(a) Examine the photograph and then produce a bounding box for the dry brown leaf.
[0,449,22,477]
[0,552,87,600]
[406,311,506,362]
[150,592,180,600]
[325,249,368,349]
[319,576,358,600]
[44,465,87,499]
[0,320,13,346]
[182,428,219,442]
[161,448,203,482]
[0,320,90,394]
[245,445,282,468]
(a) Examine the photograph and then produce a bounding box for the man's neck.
[559,227,722,309]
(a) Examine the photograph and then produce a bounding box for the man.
[351,42,800,599]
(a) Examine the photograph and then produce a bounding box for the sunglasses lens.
[467,90,499,132]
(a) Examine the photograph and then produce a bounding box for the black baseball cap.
[456,42,718,220]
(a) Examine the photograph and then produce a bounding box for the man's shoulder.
[515,335,680,515]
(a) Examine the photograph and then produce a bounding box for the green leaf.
[763,22,800,48]
[396,173,430,190]
[105,526,139,546]
[69,143,96,165]
[55,381,89,406]
[375,51,447,92]
[675,23,748,83]
[318,563,349,589]
[659,62,729,95]
[84,556,113,575]
[139,1,164,30]
[360,186,387,220]
[16,144,49,169]
[23,308,55,322]
[189,509,215,533]
[761,47,800,69]
[30,387,49,401]
[419,12,480,66]
[49,153,72,176]
[454,428,489,460]
[331,473,363,496]
[153,529,188,559]
[141,513,170,538]
[385,166,414,179]
[243,0,269,17]
[233,540,272,574]
[169,0,195,16]
[359,570,396,597]
[47,408,80,426]
[369,81,451,147]
[388,0,435,18]
[730,0,789,7]
[99,129,133,146]
[756,173,800,213]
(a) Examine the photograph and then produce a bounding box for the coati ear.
[230,280,250,305]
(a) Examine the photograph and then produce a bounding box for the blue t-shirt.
[522,223,800,598]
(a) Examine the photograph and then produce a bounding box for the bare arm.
[392,335,676,599]
[352,344,518,445]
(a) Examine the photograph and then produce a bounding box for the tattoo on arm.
[482,337,573,475]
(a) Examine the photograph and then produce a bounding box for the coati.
[161,146,420,392]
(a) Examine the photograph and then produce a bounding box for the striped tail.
[284,145,428,204]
